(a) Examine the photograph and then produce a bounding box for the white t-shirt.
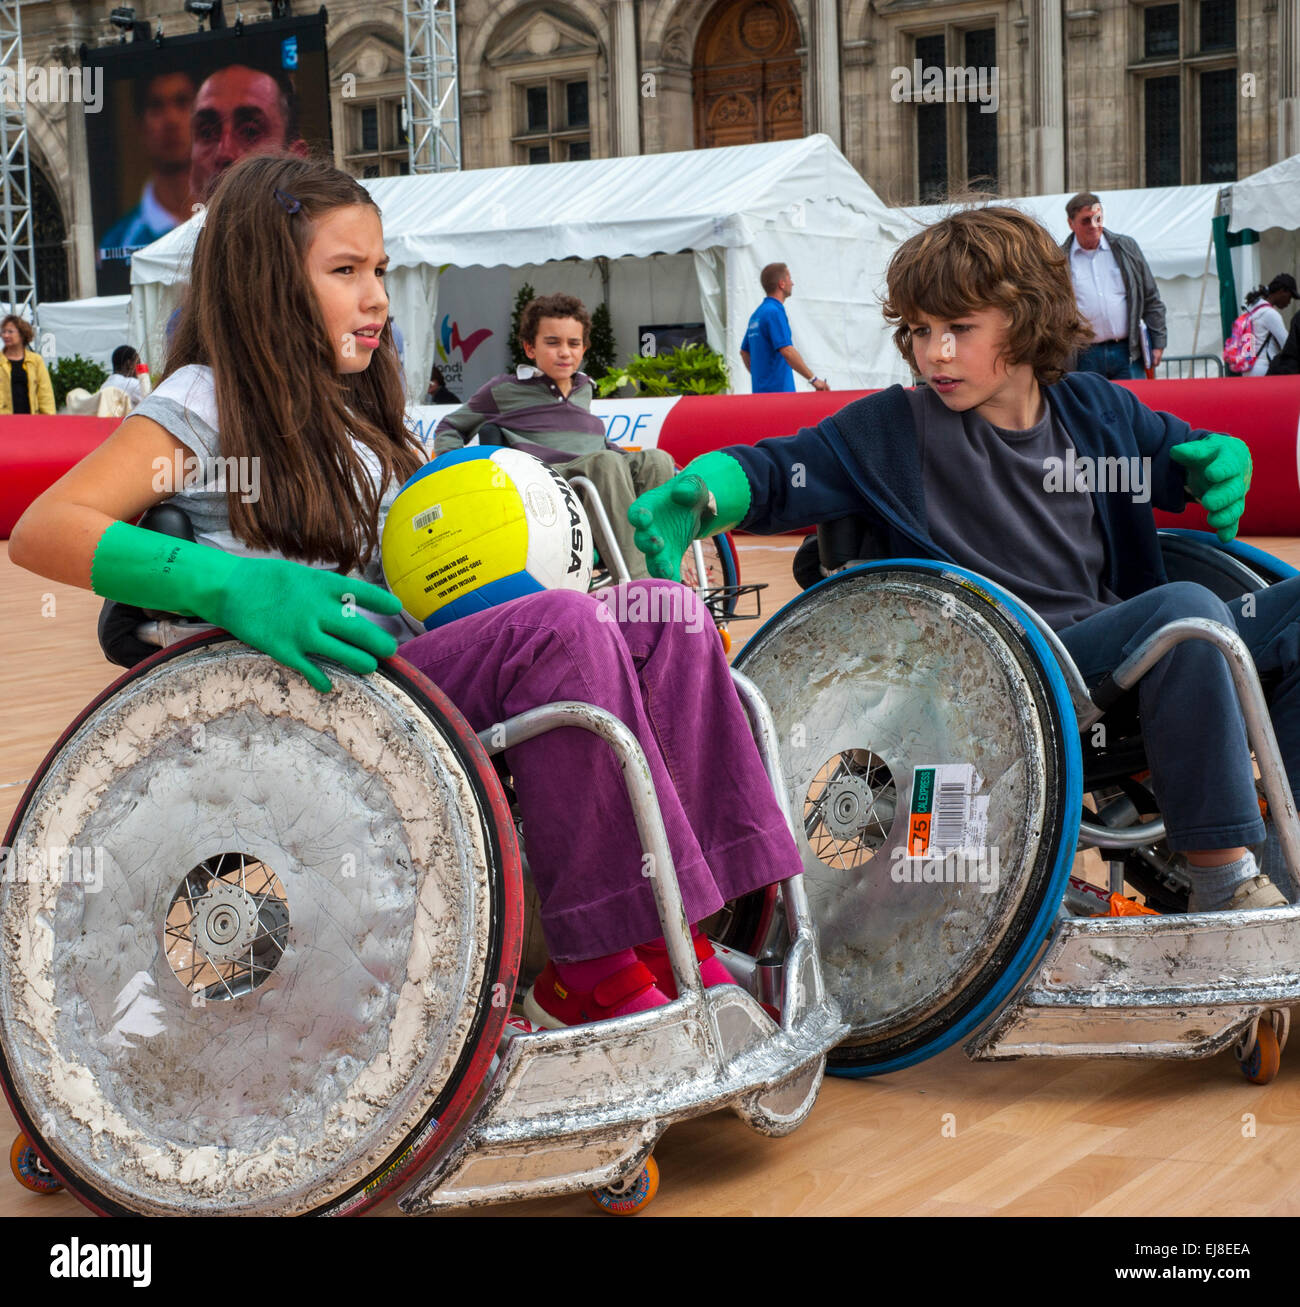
[133,363,422,641]
[102,372,143,404]
[1246,302,1288,376]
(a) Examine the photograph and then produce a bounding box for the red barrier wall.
[1,416,120,538]
[654,377,1300,537]
[5,379,1300,540]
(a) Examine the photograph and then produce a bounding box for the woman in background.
[0,314,55,414]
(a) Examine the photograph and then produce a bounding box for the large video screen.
[81,11,332,295]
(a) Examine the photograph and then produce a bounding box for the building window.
[31,166,67,304]
[1145,76,1180,186]
[1144,5,1180,57]
[1135,2,1236,185]
[1200,66,1237,180]
[1200,0,1236,52]
[526,85,549,132]
[915,34,947,202]
[906,27,998,202]
[964,27,998,193]
[344,96,410,178]
[514,76,592,164]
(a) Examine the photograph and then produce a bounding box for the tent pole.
[1191,230,1214,356]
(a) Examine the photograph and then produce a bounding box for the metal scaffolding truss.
[403,0,460,173]
[0,0,36,322]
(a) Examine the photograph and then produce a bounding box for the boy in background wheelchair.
[432,292,673,580]
[631,205,1300,914]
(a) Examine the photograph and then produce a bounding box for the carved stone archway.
[692,0,803,149]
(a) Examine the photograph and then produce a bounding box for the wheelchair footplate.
[400,683,845,1211]
[399,930,842,1211]
[698,581,767,626]
[966,903,1300,1061]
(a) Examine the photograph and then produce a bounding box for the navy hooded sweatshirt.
[725,371,1196,604]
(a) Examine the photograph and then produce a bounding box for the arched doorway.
[31,166,68,303]
[692,0,802,149]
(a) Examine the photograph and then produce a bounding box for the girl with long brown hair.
[10,152,800,1027]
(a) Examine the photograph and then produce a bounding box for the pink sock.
[554,948,666,1016]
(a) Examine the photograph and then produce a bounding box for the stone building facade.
[16,0,1300,300]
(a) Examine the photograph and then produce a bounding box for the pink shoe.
[634,932,734,999]
[523,959,669,1028]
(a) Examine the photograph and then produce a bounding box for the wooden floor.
[6,535,1300,1218]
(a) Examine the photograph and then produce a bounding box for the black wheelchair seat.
[97,504,199,668]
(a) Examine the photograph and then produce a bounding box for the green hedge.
[51,354,108,408]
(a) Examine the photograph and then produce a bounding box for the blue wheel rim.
[1158,527,1298,583]
[737,559,1083,1076]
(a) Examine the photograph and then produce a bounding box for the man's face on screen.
[142,72,195,171]
[190,66,291,198]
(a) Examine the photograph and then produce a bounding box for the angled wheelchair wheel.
[0,636,522,1216]
[1159,528,1298,594]
[732,562,1081,1075]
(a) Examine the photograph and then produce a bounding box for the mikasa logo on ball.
[524,482,558,528]
[545,466,588,575]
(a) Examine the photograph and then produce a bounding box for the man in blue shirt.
[741,263,830,394]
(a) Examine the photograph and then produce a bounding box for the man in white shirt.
[1061,192,1167,380]
[100,346,147,408]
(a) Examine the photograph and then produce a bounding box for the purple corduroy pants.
[398,580,800,961]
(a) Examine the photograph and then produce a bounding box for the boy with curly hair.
[631,206,1297,913]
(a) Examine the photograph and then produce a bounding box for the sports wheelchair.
[722,520,1300,1083]
[2,512,844,1214]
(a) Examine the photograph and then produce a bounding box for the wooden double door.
[693,0,804,149]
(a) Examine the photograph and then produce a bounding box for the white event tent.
[902,181,1227,360]
[1227,153,1300,304]
[37,294,134,371]
[128,134,918,399]
[125,139,1294,389]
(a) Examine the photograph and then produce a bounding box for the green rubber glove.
[627,451,751,582]
[1170,433,1252,543]
[91,520,402,692]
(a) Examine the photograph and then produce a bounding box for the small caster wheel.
[1237,1020,1282,1085]
[10,1134,62,1195]
[589,1155,659,1215]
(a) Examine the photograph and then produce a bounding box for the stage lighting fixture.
[110,7,152,42]
[184,0,226,29]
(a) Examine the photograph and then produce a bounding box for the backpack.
[1224,303,1265,374]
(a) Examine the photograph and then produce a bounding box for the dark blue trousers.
[1057,578,1300,850]
[1075,339,1144,380]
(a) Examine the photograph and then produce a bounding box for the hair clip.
[273,188,302,215]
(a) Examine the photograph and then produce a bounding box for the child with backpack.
[1224,274,1296,375]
